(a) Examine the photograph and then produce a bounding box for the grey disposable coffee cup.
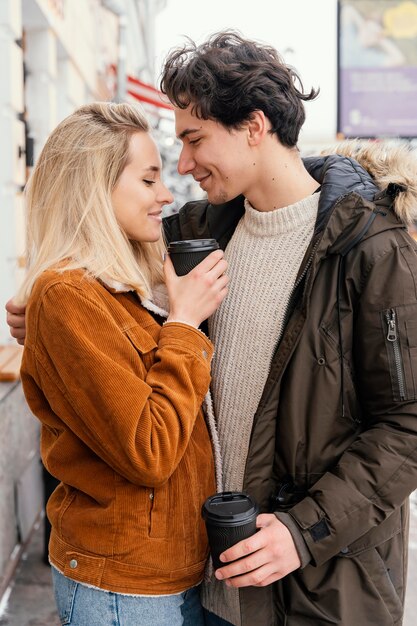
[201,491,259,570]
[167,239,220,276]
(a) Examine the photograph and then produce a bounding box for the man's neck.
[245,146,319,213]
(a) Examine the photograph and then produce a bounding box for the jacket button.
[69,559,78,569]
[318,357,326,365]
[202,350,208,359]
[149,492,154,500]
[340,547,349,554]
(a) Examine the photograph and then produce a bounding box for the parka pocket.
[382,306,417,402]
[354,543,403,623]
[338,509,406,624]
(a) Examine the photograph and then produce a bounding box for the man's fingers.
[6,312,26,329]
[5,299,26,315]
[223,564,276,588]
[219,527,266,564]
[10,327,26,340]
[255,513,273,528]
[216,548,265,580]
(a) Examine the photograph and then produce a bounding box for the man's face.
[174,105,254,205]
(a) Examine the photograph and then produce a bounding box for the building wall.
[0,1,26,344]
[0,382,42,595]
[0,0,163,596]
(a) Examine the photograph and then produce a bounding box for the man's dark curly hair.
[160,31,319,148]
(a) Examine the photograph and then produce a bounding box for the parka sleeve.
[163,211,182,243]
[288,235,417,566]
[21,281,213,488]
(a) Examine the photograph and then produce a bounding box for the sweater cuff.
[274,512,312,569]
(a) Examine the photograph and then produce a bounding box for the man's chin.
[207,190,229,205]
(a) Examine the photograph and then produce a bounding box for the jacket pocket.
[339,509,406,624]
[354,543,403,623]
[382,306,417,402]
[147,483,169,538]
[57,488,76,540]
[124,325,157,371]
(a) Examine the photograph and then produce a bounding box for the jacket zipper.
[278,236,321,340]
[385,308,406,401]
[254,194,352,413]
[279,192,353,339]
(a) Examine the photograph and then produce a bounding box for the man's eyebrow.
[177,127,202,140]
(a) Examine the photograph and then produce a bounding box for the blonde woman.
[15,102,228,626]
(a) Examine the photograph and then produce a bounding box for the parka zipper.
[259,193,352,409]
[279,192,353,338]
[279,237,321,334]
[385,308,406,401]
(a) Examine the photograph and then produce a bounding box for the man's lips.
[195,173,211,188]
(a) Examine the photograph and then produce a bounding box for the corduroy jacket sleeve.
[21,278,214,488]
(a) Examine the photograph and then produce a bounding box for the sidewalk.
[0,497,416,625]
[0,516,57,626]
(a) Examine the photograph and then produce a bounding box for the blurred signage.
[127,75,173,110]
[338,0,417,137]
[108,65,173,110]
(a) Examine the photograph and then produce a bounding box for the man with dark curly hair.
[160,31,417,626]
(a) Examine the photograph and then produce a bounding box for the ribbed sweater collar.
[243,193,320,237]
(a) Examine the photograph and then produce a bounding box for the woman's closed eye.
[143,179,156,186]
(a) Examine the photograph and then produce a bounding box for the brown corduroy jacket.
[20,268,215,595]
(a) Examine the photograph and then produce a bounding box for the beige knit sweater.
[202,192,320,626]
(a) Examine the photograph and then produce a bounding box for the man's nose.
[177,146,195,176]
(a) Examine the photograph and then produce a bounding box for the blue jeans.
[203,608,234,625]
[51,567,205,626]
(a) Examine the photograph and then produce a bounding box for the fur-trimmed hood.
[318,140,417,225]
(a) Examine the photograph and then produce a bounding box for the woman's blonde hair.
[17,101,166,304]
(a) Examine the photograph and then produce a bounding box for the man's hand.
[5,299,26,345]
[214,514,301,588]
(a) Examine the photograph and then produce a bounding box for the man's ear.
[246,110,269,146]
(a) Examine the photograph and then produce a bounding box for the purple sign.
[338,0,417,138]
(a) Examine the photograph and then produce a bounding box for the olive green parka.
[164,142,417,625]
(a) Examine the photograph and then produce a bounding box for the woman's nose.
[159,183,174,206]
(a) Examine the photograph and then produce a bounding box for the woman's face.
[112,132,173,242]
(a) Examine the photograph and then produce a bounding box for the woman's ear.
[246,110,268,146]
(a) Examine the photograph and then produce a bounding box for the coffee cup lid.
[168,239,219,252]
[202,491,259,525]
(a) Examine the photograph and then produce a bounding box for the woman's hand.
[164,250,229,328]
[5,299,26,345]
